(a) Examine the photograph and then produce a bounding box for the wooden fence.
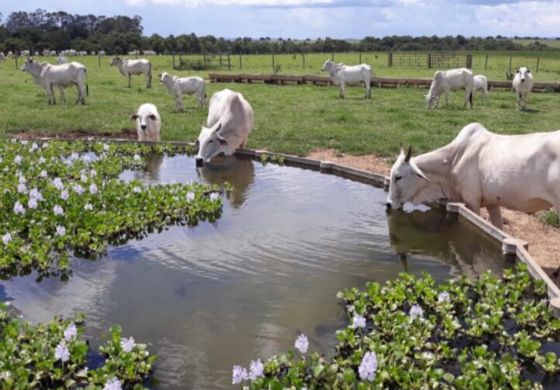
[208,73,560,92]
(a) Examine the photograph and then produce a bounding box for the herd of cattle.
[11,54,558,228]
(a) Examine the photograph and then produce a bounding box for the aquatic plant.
[0,303,155,389]
[0,139,223,279]
[237,264,560,388]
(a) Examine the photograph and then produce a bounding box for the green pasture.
[1,54,560,158]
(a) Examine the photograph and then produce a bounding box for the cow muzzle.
[521,79,525,82]
[141,125,147,130]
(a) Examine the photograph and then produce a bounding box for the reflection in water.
[144,154,164,180]
[196,155,255,208]
[1,155,507,389]
[387,208,506,278]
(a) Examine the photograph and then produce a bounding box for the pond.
[0,154,506,389]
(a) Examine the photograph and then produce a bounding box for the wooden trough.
[208,73,560,93]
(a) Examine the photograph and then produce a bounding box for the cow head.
[195,123,227,166]
[517,67,530,83]
[110,56,122,66]
[131,111,158,132]
[159,72,171,84]
[386,146,429,210]
[321,59,334,72]
[425,93,438,110]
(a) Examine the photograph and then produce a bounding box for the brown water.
[0,155,505,389]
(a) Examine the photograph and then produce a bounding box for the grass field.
[1,54,560,158]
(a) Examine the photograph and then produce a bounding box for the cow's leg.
[128,74,132,88]
[147,72,152,89]
[58,87,66,103]
[78,82,86,105]
[49,84,56,105]
[176,94,183,112]
[486,205,503,229]
[339,83,345,99]
[517,93,522,111]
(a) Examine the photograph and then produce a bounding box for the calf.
[160,72,206,111]
[131,103,161,142]
[426,68,474,109]
[512,67,534,111]
[473,74,489,102]
[321,59,372,99]
[110,56,152,88]
[195,89,254,166]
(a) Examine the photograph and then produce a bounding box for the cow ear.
[131,113,139,120]
[214,123,222,133]
[405,146,412,162]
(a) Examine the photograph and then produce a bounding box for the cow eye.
[148,114,157,120]
[208,140,213,144]
[395,176,402,182]
[526,70,530,74]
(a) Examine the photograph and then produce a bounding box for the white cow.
[0,53,5,62]
[56,56,68,64]
[386,122,560,229]
[98,50,106,56]
[512,67,534,111]
[195,89,254,166]
[110,56,152,88]
[21,58,88,105]
[425,68,475,110]
[131,103,161,142]
[473,74,489,102]
[160,72,206,111]
[321,59,372,99]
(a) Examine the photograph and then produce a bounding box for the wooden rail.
[208,73,560,92]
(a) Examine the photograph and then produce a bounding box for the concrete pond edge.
[9,136,560,314]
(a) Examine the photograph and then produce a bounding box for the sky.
[2,0,560,39]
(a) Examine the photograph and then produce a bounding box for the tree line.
[0,9,558,55]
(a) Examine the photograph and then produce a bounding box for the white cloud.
[126,0,333,6]
[475,1,560,35]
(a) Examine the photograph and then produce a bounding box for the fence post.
[272,54,275,73]
[239,54,242,70]
[508,56,512,74]
[466,54,472,69]
[98,53,101,68]
[219,54,222,68]
[536,57,540,73]
[15,55,18,70]
[227,55,231,71]
[427,53,432,69]
[387,52,392,67]
[484,54,488,70]
[331,52,334,61]
[302,53,305,69]
[359,52,362,64]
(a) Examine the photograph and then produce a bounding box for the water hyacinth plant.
[0,139,223,279]
[235,264,560,389]
[0,303,155,389]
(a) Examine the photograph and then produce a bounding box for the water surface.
[1,155,505,389]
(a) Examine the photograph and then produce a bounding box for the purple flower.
[64,323,77,341]
[53,177,64,190]
[249,359,264,380]
[358,351,378,381]
[120,337,136,353]
[53,205,64,216]
[81,173,88,183]
[60,190,69,200]
[232,365,248,384]
[438,291,450,303]
[409,304,424,320]
[39,156,46,164]
[186,192,195,202]
[40,170,48,178]
[17,183,27,194]
[90,169,97,178]
[295,334,309,354]
[13,201,25,215]
[28,198,38,209]
[103,377,122,390]
[29,188,43,201]
[2,233,12,246]
[56,226,66,237]
[73,184,85,195]
[209,192,219,202]
[351,315,366,329]
[14,155,22,165]
[54,342,70,363]
[89,183,98,194]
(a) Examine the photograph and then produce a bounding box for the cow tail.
[85,68,89,96]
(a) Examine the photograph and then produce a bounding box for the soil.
[308,149,560,282]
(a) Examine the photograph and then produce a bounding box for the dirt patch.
[308,148,560,282]
[10,128,138,141]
